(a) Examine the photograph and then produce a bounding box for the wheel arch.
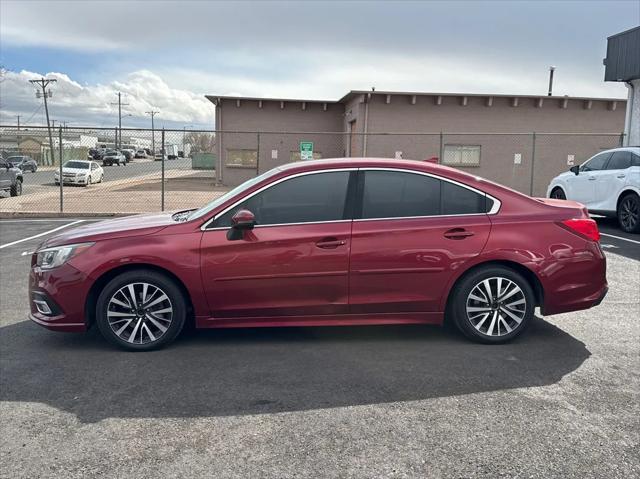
[616,188,639,210]
[549,184,566,197]
[443,259,544,323]
[84,263,195,329]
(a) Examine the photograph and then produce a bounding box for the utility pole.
[146,110,159,155]
[111,92,129,150]
[29,78,57,165]
[16,115,21,131]
[547,66,556,96]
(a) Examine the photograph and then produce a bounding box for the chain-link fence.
[0,125,623,215]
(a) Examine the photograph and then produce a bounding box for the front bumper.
[28,262,90,332]
[55,176,88,185]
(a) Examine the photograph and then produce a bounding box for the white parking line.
[0,220,85,250]
[600,233,640,245]
[0,218,92,223]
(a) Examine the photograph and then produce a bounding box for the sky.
[0,0,638,129]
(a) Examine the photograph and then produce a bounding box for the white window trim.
[200,167,501,231]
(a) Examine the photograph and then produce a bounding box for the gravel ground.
[0,218,638,478]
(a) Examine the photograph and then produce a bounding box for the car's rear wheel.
[449,266,535,344]
[618,193,640,233]
[550,187,566,200]
[10,179,22,197]
[86,176,91,187]
[96,270,186,351]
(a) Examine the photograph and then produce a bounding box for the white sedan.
[54,160,104,187]
[547,147,640,233]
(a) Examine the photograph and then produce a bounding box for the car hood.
[40,212,178,248]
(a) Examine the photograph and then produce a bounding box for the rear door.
[349,169,492,314]
[200,169,356,320]
[596,151,633,210]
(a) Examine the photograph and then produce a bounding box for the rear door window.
[606,151,632,170]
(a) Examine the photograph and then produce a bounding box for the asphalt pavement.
[0,217,638,478]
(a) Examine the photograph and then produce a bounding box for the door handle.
[444,228,475,240]
[316,237,346,249]
[588,177,597,181]
[617,174,626,179]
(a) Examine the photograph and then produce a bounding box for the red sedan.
[29,159,607,351]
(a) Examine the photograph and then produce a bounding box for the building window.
[290,151,322,162]
[226,149,257,168]
[443,145,481,166]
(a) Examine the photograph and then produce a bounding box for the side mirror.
[226,209,256,241]
[569,165,580,175]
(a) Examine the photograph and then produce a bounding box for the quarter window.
[441,181,488,215]
[214,171,351,227]
[443,145,481,166]
[606,151,632,170]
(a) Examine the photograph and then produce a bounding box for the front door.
[0,160,10,190]
[200,170,355,320]
[571,151,612,206]
[349,169,492,313]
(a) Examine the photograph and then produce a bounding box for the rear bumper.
[541,240,608,316]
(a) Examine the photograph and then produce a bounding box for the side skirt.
[195,312,444,329]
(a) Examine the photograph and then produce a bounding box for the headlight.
[36,242,94,270]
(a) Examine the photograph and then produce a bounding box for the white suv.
[547,147,640,233]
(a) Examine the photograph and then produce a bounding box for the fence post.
[439,132,444,163]
[529,132,537,196]
[58,127,63,213]
[161,128,165,211]
[256,132,261,176]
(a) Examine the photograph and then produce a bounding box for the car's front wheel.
[550,187,566,200]
[96,270,187,351]
[449,266,535,344]
[10,179,22,197]
[618,193,640,233]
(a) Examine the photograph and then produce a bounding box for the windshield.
[7,156,25,162]
[188,167,283,221]
[63,161,90,169]
[105,150,117,155]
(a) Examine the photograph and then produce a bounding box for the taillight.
[561,218,600,242]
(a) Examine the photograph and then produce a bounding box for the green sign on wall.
[300,141,314,160]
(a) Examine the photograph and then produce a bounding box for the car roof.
[596,146,640,154]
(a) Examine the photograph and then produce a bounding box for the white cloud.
[0,69,215,126]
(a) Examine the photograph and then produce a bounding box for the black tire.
[550,187,566,200]
[85,176,91,187]
[96,269,186,351]
[448,266,535,344]
[10,179,22,197]
[617,193,640,234]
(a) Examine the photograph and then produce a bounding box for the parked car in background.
[88,148,106,162]
[0,157,23,197]
[164,144,179,160]
[154,151,168,161]
[102,149,127,166]
[121,149,134,162]
[547,147,640,233]
[6,155,38,172]
[135,149,147,159]
[29,158,607,351]
[54,160,104,186]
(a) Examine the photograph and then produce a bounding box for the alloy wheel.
[465,277,526,337]
[619,196,638,231]
[107,282,174,345]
